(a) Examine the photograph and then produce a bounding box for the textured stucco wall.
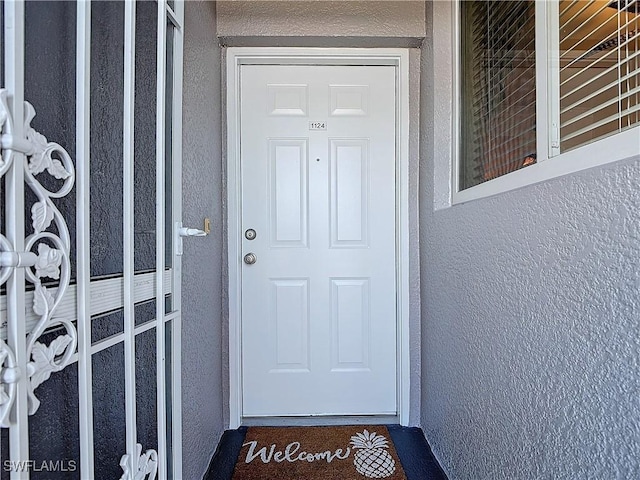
[420,1,640,478]
[217,2,425,426]
[407,48,422,428]
[182,2,225,478]
[217,1,425,43]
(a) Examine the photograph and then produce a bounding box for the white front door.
[240,64,397,417]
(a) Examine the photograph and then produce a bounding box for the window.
[456,0,640,199]
[559,0,640,151]
[460,0,537,190]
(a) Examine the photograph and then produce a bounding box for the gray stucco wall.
[217,1,425,43]
[182,2,225,478]
[421,2,640,478]
[218,1,425,427]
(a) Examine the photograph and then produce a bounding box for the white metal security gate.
[0,1,184,479]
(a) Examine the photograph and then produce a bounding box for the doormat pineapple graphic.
[350,429,396,478]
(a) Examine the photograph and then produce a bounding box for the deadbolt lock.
[245,228,257,240]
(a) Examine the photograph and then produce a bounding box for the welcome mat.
[231,425,407,480]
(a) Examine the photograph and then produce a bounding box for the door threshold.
[241,414,399,427]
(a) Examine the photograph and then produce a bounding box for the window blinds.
[460,0,537,190]
[560,0,640,152]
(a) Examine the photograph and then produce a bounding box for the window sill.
[452,126,640,205]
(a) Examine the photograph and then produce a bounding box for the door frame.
[226,47,410,429]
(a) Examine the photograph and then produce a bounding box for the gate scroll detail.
[0,87,77,425]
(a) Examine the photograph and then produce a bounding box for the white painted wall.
[182,2,225,478]
[421,1,640,478]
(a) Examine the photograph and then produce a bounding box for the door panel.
[331,278,370,371]
[271,278,310,371]
[330,139,369,247]
[269,139,308,247]
[241,65,397,417]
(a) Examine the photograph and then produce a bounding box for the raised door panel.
[268,84,308,116]
[330,139,369,248]
[268,139,309,248]
[269,278,310,372]
[330,278,371,372]
[329,85,369,116]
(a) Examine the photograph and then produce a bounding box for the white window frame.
[451,0,640,205]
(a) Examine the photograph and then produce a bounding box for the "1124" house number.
[309,121,327,130]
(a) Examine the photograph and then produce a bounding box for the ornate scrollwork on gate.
[0,338,19,427]
[0,88,77,423]
[0,90,21,428]
[0,93,11,178]
[120,444,159,480]
[22,96,77,414]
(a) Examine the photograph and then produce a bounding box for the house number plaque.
[309,121,327,130]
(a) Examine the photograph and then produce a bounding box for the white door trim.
[226,47,411,429]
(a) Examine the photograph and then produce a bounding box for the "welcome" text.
[243,440,351,464]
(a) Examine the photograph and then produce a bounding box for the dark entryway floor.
[204,425,448,480]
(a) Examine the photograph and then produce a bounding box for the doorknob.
[243,253,257,265]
